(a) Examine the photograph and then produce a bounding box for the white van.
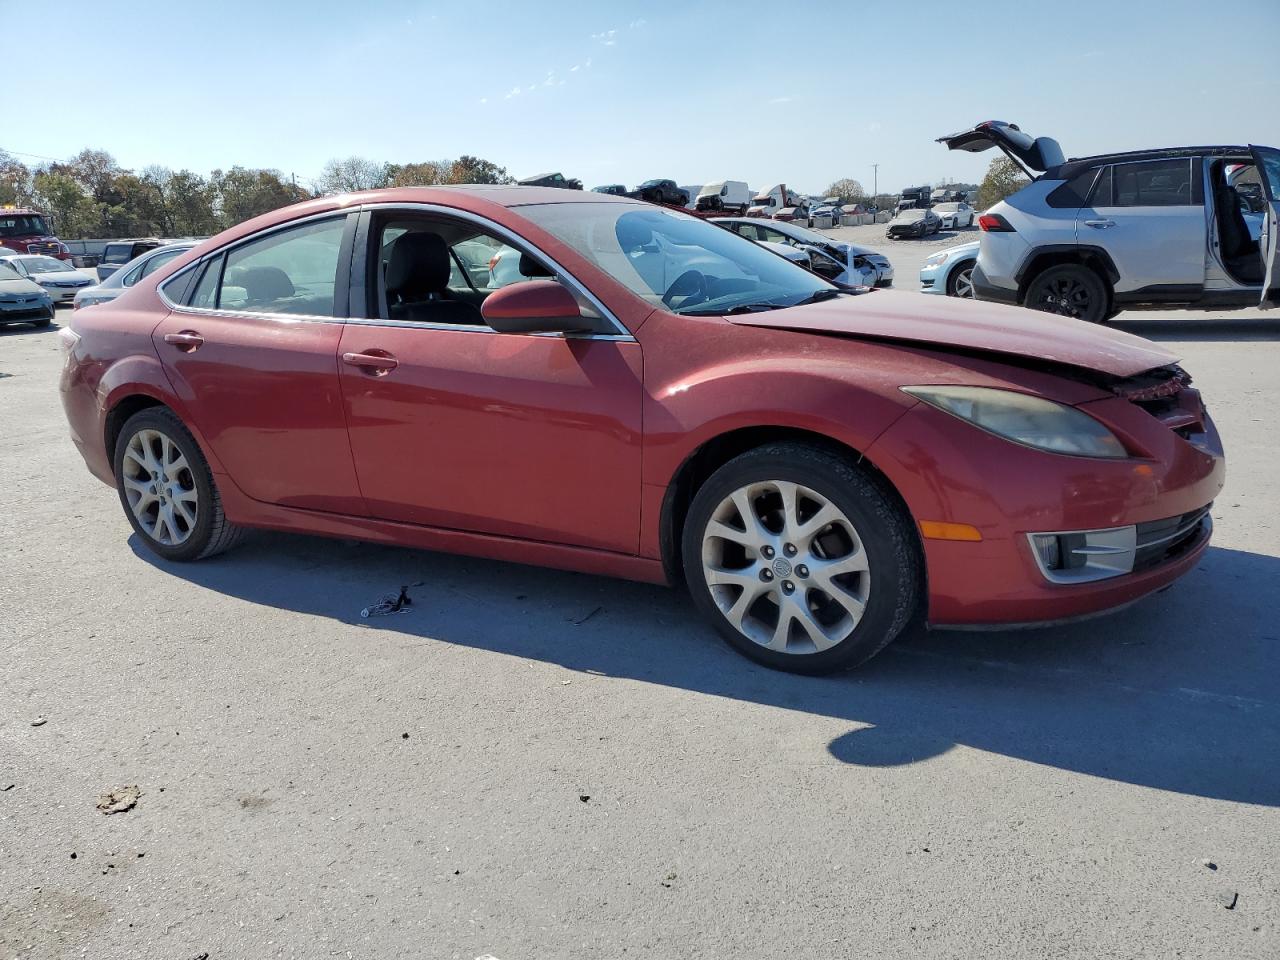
[695,181,753,214]
[745,184,802,218]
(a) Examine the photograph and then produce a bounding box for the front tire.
[947,260,977,298]
[1023,264,1110,323]
[113,407,243,562]
[681,443,922,674]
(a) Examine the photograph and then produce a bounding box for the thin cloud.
[629,18,646,29]
[768,96,793,104]
[591,28,618,45]
[503,86,521,99]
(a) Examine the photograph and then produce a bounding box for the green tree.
[0,151,34,206]
[975,158,1029,211]
[386,160,452,187]
[824,178,866,204]
[31,171,102,239]
[446,155,514,185]
[211,167,304,228]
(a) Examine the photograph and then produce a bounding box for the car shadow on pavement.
[1113,317,1280,342]
[133,534,1280,807]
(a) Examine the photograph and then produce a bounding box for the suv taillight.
[977,213,1015,232]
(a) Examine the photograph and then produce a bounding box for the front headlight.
[902,385,1128,458]
[923,252,949,267]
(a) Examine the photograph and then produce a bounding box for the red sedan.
[59,187,1225,673]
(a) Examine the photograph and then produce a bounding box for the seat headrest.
[228,265,294,303]
[386,232,450,300]
[519,252,553,278]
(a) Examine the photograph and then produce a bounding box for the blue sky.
[4,0,1278,194]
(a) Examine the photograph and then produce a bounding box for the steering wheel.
[661,269,709,309]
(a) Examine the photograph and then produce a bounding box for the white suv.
[939,121,1280,322]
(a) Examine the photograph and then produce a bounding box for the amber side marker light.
[919,520,984,542]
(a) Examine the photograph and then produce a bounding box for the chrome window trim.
[158,203,635,342]
[356,200,634,341]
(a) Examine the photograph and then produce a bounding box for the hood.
[32,271,91,284]
[0,276,48,298]
[726,290,1177,378]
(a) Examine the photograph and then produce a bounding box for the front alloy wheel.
[948,261,976,298]
[701,480,870,654]
[682,443,922,673]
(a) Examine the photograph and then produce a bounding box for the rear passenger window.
[218,217,347,316]
[189,256,221,308]
[1111,159,1194,207]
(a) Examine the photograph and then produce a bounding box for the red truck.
[0,205,71,260]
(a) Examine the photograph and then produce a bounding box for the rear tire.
[112,407,244,562]
[1022,264,1110,323]
[681,442,922,674]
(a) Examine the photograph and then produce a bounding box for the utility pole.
[871,164,879,207]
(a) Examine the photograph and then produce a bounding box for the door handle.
[163,331,204,352]
[1084,219,1116,229]
[342,351,399,374]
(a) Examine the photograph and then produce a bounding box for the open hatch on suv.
[939,120,1280,321]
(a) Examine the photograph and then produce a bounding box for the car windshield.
[19,255,72,272]
[0,215,51,238]
[933,203,958,212]
[0,262,22,281]
[518,202,834,315]
[896,210,926,221]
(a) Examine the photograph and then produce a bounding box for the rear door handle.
[163,331,204,352]
[342,351,399,374]
[1084,219,1116,229]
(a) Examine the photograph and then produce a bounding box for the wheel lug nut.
[782,581,795,594]
[784,543,797,556]
[796,564,809,578]
[761,546,774,559]
[760,569,773,581]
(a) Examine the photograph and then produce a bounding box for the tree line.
[0,149,516,240]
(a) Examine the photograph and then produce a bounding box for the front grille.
[1132,505,1212,573]
[0,306,52,321]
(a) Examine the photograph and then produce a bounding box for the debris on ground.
[96,785,142,815]
[1217,890,1238,910]
[2,783,14,791]
[660,872,677,888]
[361,585,413,618]
[1200,859,1218,870]
[568,605,603,625]
[579,795,590,803]
[30,716,47,727]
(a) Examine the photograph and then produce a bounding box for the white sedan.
[0,254,96,304]
[932,201,975,229]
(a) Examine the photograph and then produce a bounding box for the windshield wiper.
[791,289,842,307]
[680,302,788,316]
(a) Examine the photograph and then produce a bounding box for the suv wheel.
[1023,264,1110,323]
[681,442,922,674]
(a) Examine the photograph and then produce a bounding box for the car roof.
[1052,145,1255,179]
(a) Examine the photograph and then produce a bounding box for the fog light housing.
[1027,526,1137,583]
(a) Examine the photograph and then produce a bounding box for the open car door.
[937,121,1066,177]
[1251,145,1280,308]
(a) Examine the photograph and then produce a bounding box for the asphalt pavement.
[1,294,1277,959]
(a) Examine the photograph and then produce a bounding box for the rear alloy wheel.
[113,407,243,562]
[682,443,921,674]
[947,260,976,298]
[1023,264,1110,323]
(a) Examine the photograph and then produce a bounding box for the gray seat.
[385,232,483,325]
